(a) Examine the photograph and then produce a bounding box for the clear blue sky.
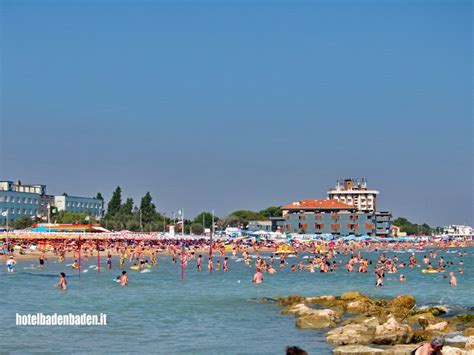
[1,0,472,226]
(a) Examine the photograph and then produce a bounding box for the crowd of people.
[1,237,470,291]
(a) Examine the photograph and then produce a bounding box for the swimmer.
[399,274,406,282]
[375,273,384,287]
[197,255,202,272]
[449,272,457,286]
[71,260,78,269]
[252,268,263,284]
[216,260,221,271]
[57,272,68,291]
[120,271,128,287]
[6,256,16,273]
[39,253,47,268]
[223,257,229,272]
[107,253,112,269]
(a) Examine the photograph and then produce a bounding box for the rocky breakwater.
[270,292,474,354]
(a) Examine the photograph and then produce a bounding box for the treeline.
[8,185,283,233]
[393,217,441,235]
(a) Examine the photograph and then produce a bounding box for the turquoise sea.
[1,247,472,354]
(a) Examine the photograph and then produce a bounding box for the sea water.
[0,247,472,354]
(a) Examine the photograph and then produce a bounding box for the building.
[391,225,407,237]
[248,220,272,232]
[327,178,379,212]
[54,195,104,218]
[0,181,41,222]
[280,199,391,237]
[0,180,104,226]
[442,225,473,237]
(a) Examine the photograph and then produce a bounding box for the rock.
[466,336,474,350]
[452,314,474,324]
[276,295,306,306]
[296,315,336,329]
[383,344,421,355]
[347,300,372,313]
[441,346,467,355]
[327,324,375,345]
[390,296,416,310]
[295,308,340,329]
[279,303,340,320]
[463,328,474,337]
[405,312,437,327]
[373,316,413,345]
[417,314,438,328]
[425,321,453,333]
[280,303,313,316]
[332,345,384,354]
[307,295,336,302]
[341,291,365,300]
[411,329,435,343]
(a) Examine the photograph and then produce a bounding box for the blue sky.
[1,0,472,226]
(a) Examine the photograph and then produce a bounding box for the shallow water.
[1,247,472,354]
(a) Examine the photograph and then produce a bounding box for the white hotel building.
[327,178,379,213]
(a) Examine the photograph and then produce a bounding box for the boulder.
[425,321,454,333]
[463,328,474,337]
[405,312,437,327]
[450,314,474,326]
[341,291,365,300]
[332,345,384,354]
[390,295,416,310]
[307,295,336,302]
[280,303,315,317]
[441,346,466,355]
[383,344,422,355]
[327,324,375,345]
[373,316,413,345]
[347,300,372,314]
[465,336,474,350]
[296,315,336,329]
[276,295,306,306]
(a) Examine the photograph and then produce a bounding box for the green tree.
[120,198,134,216]
[139,192,156,225]
[193,212,218,229]
[106,186,122,218]
[95,192,104,201]
[12,215,34,229]
[189,223,204,235]
[259,206,282,218]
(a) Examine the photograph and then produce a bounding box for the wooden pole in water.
[78,235,81,278]
[97,240,100,272]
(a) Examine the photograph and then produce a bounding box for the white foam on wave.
[140,269,151,273]
[83,269,89,273]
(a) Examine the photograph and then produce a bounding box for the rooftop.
[282,199,355,210]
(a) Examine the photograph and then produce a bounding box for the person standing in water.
[449,272,457,286]
[197,255,202,272]
[120,271,128,287]
[252,268,263,284]
[6,256,16,273]
[57,272,67,291]
[39,252,47,268]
